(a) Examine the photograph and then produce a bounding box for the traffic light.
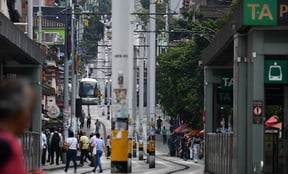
[83,18,89,27]
[76,98,82,118]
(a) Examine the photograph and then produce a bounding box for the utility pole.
[64,0,72,139]
[71,0,77,134]
[27,0,33,39]
[111,0,130,173]
[147,0,156,168]
[128,0,135,172]
[38,0,43,43]
[138,32,145,160]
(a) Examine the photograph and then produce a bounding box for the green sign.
[243,0,288,26]
[244,0,277,26]
[221,75,233,91]
[264,60,288,84]
[217,90,233,105]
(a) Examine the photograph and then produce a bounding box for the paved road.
[43,107,204,174]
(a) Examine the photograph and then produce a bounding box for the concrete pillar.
[247,30,264,174]
[232,33,247,174]
[204,67,214,133]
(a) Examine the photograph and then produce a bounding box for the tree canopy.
[156,16,227,129]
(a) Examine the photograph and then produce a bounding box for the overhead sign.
[243,0,288,26]
[264,60,288,84]
[221,75,233,91]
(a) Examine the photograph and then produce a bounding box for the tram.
[79,78,101,105]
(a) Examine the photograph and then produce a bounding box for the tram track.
[156,155,191,174]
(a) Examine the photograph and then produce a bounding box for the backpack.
[51,133,60,149]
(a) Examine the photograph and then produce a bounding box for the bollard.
[133,139,137,158]
[148,136,155,168]
[138,143,144,160]
[128,139,132,173]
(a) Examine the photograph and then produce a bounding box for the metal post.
[138,33,145,160]
[128,0,135,172]
[27,0,33,39]
[71,1,77,134]
[148,0,156,168]
[165,1,169,51]
[111,0,130,173]
[38,0,42,43]
[64,0,72,139]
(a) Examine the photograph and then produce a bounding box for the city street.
[43,106,204,174]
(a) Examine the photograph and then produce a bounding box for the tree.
[157,40,204,129]
[78,0,111,66]
[156,16,227,129]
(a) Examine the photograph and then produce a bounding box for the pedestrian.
[192,133,202,163]
[157,116,162,133]
[87,113,91,129]
[0,78,43,174]
[161,126,167,144]
[106,135,111,158]
[95,119,101,133]
[49,128,63,165]
[45,129,51,163]
[79,131,92,165]
[64,130,78,173]
[91,132,106,173]
[41,129,47,166]
[80,110,86,129]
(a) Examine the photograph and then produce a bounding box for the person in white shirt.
[41,130,47,166]
[91,133,106,173]
[64,131,78,173]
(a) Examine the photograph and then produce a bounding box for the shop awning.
[265,115,282,129]
[186,130,200,137]
[42,83,55,96]
[174,124,187,133]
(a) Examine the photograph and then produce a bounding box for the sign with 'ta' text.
[244,0,288,26]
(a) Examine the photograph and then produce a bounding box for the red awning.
[265,115,282,129]
[174,124,187,133]
[186,130,200,137]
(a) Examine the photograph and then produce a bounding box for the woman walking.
[64,131,78,173]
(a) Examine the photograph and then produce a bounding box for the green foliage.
[157,15,226,129]
[79,0,111,67]
[157,41,204,129]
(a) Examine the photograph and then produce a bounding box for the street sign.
[217,89,233,105]
[253,100,263,124]
[244,0,288,26]
[264,60,288,84]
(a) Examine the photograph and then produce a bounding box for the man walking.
[49,129,63,165]
[161,126,167,144]
[91,133,106,173]
[41,129,47,166]
[95,119,101,133]
[79,131,91,165]
[157,116,163,133]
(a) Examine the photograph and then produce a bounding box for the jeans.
[80,149,91,164]
[94,150,103,171]
[50,147,60,164]
[65,149,77,172]
[193,144,200,162]
[41,148,47,165]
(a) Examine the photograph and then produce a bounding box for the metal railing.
[205,133,233,174]
[20,131,41,172]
